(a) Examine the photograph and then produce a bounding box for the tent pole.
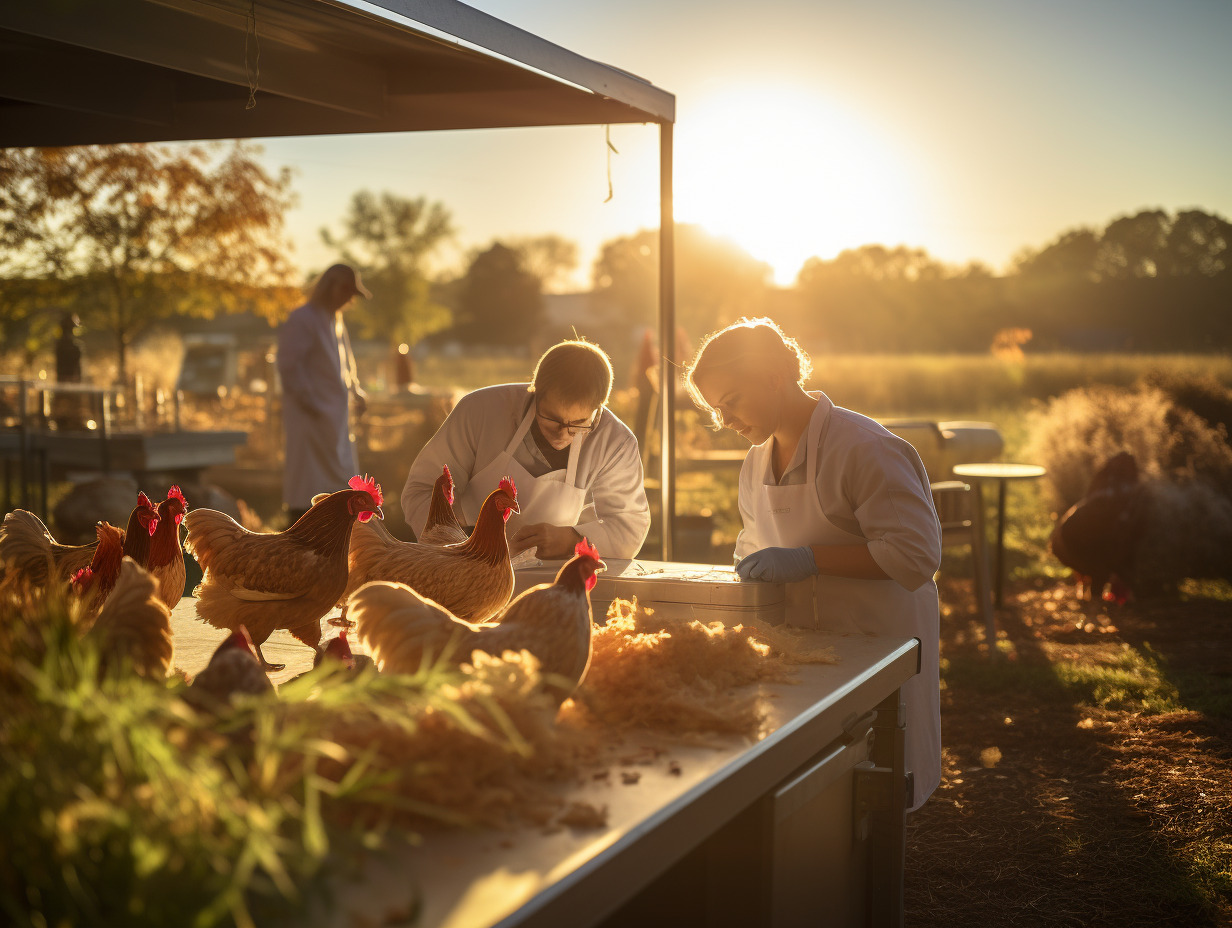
[658,120,676,561]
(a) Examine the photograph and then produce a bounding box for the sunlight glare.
[675,86,921,285]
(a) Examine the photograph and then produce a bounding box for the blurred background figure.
[54,311,83,383]
[277,263,371,524]
[393,342,415,390]
[52,310,85,428]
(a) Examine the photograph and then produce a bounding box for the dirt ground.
[906,574,1232,927]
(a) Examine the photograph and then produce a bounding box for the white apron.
[741,403,941,810]
[457,404,588,540]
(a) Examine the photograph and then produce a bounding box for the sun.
[674,85,923,286]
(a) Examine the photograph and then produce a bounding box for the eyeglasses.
[536,402,601,435]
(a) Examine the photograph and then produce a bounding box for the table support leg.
[994,478,1007,609]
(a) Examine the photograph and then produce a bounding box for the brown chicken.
[184,475,383,671]
[0,494,158,597]
[148,485,188,610]
[187,625,275,708]
[353,538,605,705]
[69,521,128,619]
[419,464,467,546]
[1050,451,1145,605]
[84,556,174,679]
[345,477,519,622]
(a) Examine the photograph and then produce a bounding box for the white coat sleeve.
[400,397,483,532]
[843,436,942,591]
[577,429,651,560]
[733,456,758,563]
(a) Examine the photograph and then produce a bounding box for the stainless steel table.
[169,602,919,928]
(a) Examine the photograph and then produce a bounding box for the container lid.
[513,558,786,607]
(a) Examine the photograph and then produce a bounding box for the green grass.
[942,643,1185,715]
[1052,643,1183,714]
[0,595,545,928]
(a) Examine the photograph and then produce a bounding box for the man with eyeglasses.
[400,339,651,559]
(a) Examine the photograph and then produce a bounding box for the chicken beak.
[596,559,607,573]
[373,506,384,520]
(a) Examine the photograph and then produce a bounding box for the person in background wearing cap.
[53,310,85,428]
[54,311,83,384]
[277,263,371,523]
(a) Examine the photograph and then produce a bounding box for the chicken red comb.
[70,566,93,589]
[439,465,455,505]
[166,485,187,507]
[574,537,601,562]
[499,476,517,498]
[349,474,383,507]
[138,491,155,511]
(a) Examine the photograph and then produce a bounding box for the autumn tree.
[453,242,543,344]
[319,190,454,348]
[0,142,296,382]
[506,234,579,293]
[591,224,772,336]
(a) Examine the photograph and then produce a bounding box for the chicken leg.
[254,645,285,673]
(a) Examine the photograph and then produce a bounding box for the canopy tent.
[0,0,680,556]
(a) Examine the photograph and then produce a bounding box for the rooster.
[148,485,188,610]
[184,475,383,671]
[419,465,467,546]
[187,625,275,709]
[353,538,605,705]
[69,521,128,618]
[345,477,519,623]
[0,494,158,597]
[1050,451,1145,606]
[84,556,174,679]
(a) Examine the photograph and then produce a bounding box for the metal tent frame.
[0,0,679,557]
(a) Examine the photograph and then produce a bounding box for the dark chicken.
[1050,451,1145,605]
[148,486,188,610]
[185,475,383,671]
[187,625,276,708]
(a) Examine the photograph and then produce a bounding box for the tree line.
[2,143,1230,385]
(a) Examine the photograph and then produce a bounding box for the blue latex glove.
[735,545,819,583]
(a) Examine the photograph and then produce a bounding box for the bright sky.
[257,0,1232,288]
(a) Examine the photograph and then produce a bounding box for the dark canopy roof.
[0,0,674,148]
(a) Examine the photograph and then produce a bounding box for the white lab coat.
[276,301,361,509]
[401,383,651,558]
[735,392,942,811]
